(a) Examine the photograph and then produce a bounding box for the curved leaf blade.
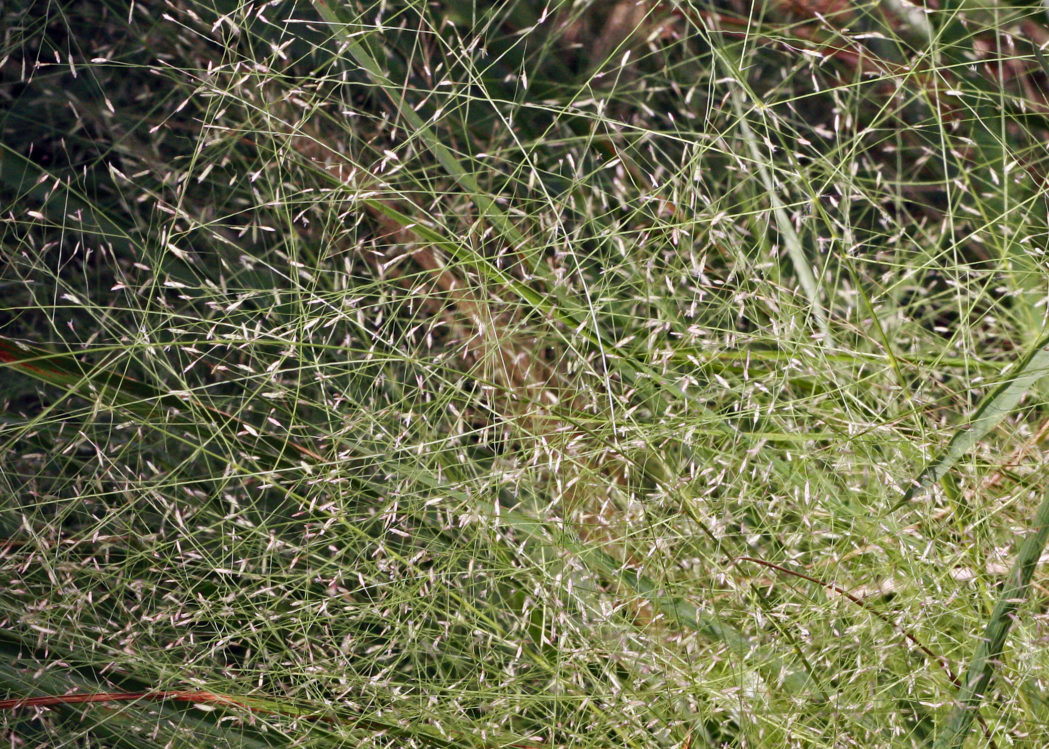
[895,335,1049,509]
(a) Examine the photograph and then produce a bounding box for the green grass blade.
[310,1,528,251]
[933,487,1049,747]
[0,336,322,471]
[726,87,833,344]
[895,333,1049,509]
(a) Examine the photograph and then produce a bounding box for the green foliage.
[4,0,1049,746]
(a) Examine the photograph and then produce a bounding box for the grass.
[4,0,1049,746]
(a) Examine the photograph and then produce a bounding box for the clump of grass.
[3,1,1049,746]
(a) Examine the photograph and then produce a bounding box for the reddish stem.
[0,689,549,748]
[0,690,249,711]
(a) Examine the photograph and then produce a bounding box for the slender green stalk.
[894,334,1049,510]
[934,489,1049,747]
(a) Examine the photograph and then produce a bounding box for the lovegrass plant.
[4,0,1049,746]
